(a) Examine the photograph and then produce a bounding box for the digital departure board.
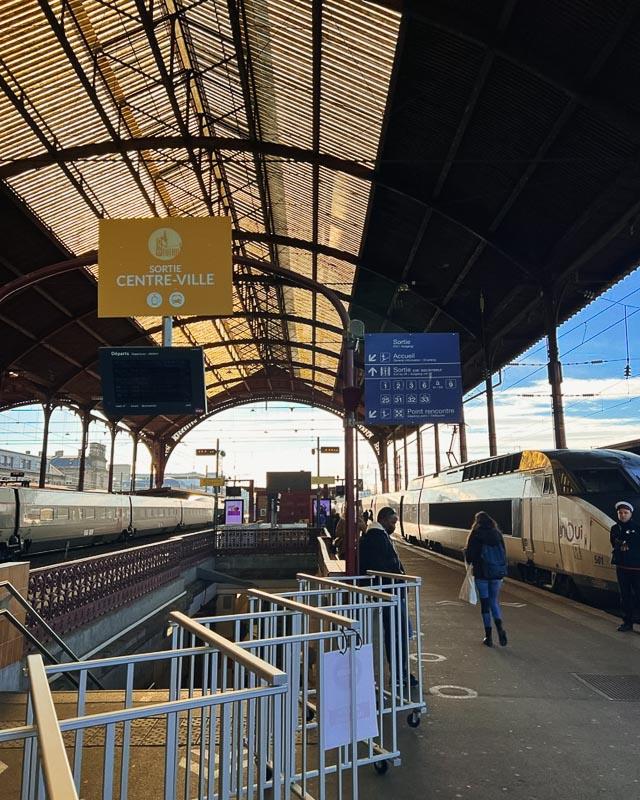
[99,347,207,416]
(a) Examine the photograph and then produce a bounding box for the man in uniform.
[610,500,640,631]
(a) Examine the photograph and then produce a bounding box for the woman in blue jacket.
[465,511,508,647]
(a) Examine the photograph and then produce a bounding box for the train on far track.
[367,448,640,597]
[0,486,215,560]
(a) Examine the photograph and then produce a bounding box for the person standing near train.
[610,500,640,632]
[359,506,418,687]
[464,511,508,647]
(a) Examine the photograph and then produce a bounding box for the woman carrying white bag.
[459,562,478,605]
[462,511,509,647]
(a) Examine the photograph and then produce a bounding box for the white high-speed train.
[367,449,640,596]
[0,486,215,560]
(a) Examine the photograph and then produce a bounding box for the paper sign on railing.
[320,643,378,750]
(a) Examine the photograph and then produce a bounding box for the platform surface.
[1,544,639,799]
[359,541,640,800]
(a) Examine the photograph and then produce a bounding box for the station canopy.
[2,0,640,443]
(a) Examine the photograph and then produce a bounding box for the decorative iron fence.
[24,527,320,639]
[27,530,214,635]
[213,527,321,555]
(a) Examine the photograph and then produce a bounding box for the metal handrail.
[26,654,79,800]
[0,581,104,689]
[0,580,84,662]
[168,611,287,685]
[247,588,360,629]
[296,572,395,600]
[365,570,422,583]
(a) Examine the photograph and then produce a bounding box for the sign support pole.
[162,316,173,347]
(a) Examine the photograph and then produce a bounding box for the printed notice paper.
[320,644,378,750]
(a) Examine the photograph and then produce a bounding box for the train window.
[40,508,54,521]
[543,476,554,494]
[571,469,635,494]
[56,508,69,520]
[554,469,578,495]
[85,508,95,519]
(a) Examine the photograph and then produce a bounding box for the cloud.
[460,375,640,460]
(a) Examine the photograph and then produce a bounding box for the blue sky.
[1,266,640,489]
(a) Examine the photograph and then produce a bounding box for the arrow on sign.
[368,410,378,418]
[367,367,378,376]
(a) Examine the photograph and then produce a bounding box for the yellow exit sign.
[200,477,225,487]
[98,217,233,317]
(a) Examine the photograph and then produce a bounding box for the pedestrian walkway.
[358,541,640,800]
[2,543,640,799]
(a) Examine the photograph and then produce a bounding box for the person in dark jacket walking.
[465,511,508,647]
[359,507,417,687]
[610,500,640,631]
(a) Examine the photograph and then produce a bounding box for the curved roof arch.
[3,1,640,446]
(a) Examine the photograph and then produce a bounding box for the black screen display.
[99,347,206,416]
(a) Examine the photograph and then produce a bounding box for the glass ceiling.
[0,0,400,407]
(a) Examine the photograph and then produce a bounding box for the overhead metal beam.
[405,3,640,146]
[0,136,535,278]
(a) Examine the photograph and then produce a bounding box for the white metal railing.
[296,572,427,730]
[170,593,366,800]
[24,654,79,800]
[0,629,288,800]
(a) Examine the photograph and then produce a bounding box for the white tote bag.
[459,563,478,605]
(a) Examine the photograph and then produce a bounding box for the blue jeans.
[475,579,503,627]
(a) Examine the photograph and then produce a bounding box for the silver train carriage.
[367,449,640,596]
[0,487,215,559]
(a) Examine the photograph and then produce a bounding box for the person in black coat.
[358,507,417,687]
[465,510,508,647]
[610,500,640,631]
[359,506,404,575]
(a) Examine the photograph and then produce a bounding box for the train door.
[536,497,558,554]
[417,487,426,544]
[521,478,535,557]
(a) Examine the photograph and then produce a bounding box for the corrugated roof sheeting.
[321,1,400,162]
[244,0,314,149]
[317,168,370,256]
[317,254,354,294]
[270,161,314,242]
[9,160,149,254]
[0,0,405,426]
[223,155,265,234]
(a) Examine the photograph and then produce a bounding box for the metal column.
[485,371,497,456]
[403,427,409,489]
[130,432,138,492]
[107,424,116,493]
[544,292,567,449]
[459,404,468,464]
[77,410,90,491]
[38,402,53,489]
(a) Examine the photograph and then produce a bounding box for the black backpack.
[480,541,507,579]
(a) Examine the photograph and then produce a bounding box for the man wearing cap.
[610,501,640,632]
[359,507,418,687]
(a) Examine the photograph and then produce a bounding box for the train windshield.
[568,468,638,494]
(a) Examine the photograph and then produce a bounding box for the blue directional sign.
[364,333,462,425]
